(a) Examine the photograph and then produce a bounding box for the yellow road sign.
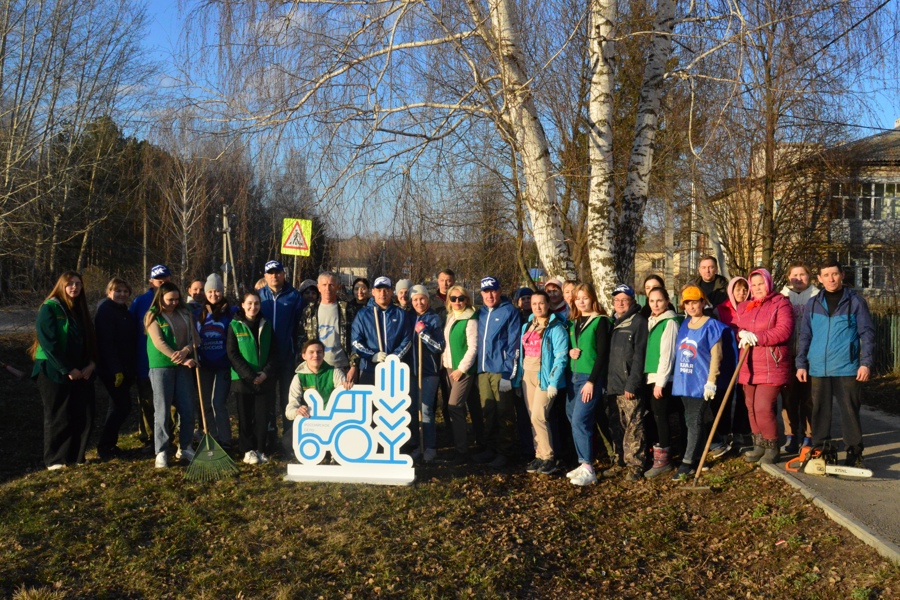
[282,218,312,256]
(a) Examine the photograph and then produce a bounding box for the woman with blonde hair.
[31,271,97,470]
[565,283,610,486]
[441,285,479,464]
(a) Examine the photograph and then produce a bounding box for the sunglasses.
[449,295,467,302]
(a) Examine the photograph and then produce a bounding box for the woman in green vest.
[30,271,97,470]
[440,285,478,464]
[565,283,611,486]
[643,286,681,478]
[227,291,279,465]
[144,281,199,469]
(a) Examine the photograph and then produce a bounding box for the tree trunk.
[761,22,777,269]
[617,0,676,284]
[487,0,576,281]
[587,0,618,302]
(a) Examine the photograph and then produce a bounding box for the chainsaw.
[785,444,873,478]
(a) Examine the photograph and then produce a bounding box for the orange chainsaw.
[786,444,872,478]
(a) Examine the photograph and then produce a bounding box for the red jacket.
[735,292,794,386]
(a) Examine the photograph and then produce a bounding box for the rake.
[688,344,750,492]
[186,360,239,482]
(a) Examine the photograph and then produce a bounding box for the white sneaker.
[47,464,66,471]
[257,452,269,464]
[423,448,437,463]
[243,451,259,465]
[175,448,182,460]
[155,452,168,469]
[570,465,597,486]
[566,465,584,479]
[181,447,195,463]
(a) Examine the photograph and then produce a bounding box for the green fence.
[872,313,900,375]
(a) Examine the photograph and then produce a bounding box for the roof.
[837,128,900,165]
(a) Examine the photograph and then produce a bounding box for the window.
[651,258,665,270]
[842,250,894,289]
[828,180,900,220]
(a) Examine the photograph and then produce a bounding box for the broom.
[186,352,239,482]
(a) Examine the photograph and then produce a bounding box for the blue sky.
[141,0,900,138]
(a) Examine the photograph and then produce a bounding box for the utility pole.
[221,206,229,293]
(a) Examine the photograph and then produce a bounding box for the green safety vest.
[296,363,337,408]
[230,318,272,380]
[644,315,684,373]
[34,299,67,361]
[568,315,606,375]
[449,317,475,374]
[146,311,184,369]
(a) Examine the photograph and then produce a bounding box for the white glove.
[703,383,716,401]
[499,379,512,393]
[738,330,758,348]
[547,386,558,400]
[373,352,387,363]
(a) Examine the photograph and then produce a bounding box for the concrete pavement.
[761,405,900,564]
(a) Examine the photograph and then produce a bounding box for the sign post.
[281,218,311,287]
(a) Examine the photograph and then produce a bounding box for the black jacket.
[94,299,137,379]
[692,274,729,309]
[606,303,649,396]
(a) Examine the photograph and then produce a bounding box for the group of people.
[30,255,875,486]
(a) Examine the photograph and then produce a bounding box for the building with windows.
[826,128,900,294]
[706,126,900,296]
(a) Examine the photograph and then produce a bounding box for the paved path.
[763,405,900,564]
[0,308,36,334]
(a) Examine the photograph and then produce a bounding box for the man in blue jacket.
[129,264,171,444]
[796,259,875,468]
[351,276,412,385]
[258,260,305,442]
[475,276,522,468]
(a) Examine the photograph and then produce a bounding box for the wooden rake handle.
[692,345,750,487]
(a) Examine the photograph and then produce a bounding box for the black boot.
[743,434,765,463]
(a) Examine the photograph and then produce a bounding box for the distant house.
[824,127,900,294]
[707,125,900,295]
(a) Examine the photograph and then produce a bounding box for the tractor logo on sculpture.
[284,355,415,486]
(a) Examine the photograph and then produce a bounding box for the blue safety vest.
[672,318,728,398]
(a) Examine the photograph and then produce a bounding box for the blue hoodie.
[797,286,874,377]
[129,287,156,379]
[514,313,569,391]
[351,298,412,373]
[476,297,521,380]
[258,284,304,365]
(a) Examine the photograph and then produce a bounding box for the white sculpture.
[284,355,415,485]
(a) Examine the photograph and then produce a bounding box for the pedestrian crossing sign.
[282,218,312,256]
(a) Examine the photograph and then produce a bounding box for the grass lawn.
[1,332,898,599]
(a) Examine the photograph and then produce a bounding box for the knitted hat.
[298,279,317,294]
[204,273,224,293]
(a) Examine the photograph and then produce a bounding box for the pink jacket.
[735,269,794,386]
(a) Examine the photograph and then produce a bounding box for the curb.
[761,463,900,565]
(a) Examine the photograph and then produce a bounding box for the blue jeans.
[199,367,232,445]
[680,396,705,465]
[409,375,439,450]
[566,372,601,464]
[149,367,196,455]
